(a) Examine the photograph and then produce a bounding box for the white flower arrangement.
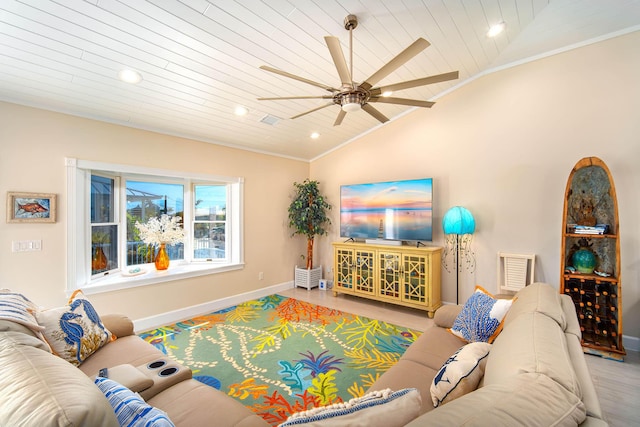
[135,214,185,246]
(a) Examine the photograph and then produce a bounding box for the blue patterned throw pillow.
[95,377,175,427]
[36,290,113,366]
[449,286,514,343]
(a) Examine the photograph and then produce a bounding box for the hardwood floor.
[280,287,640,427]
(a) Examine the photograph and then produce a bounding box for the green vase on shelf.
[572,248,596,274]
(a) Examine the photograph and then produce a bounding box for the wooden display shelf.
[560,157,625,360]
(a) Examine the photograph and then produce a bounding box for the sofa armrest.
[101,314,135,338]
[434,305,462,329]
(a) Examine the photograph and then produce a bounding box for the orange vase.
[155,243,170,270]
[92,245,108,272]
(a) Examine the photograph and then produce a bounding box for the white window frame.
[66,158,244,295]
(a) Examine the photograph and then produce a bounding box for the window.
[66,158,244,294]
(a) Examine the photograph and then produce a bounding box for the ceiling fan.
[258,14,459,126]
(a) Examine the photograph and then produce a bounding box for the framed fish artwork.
[6,192,57,223]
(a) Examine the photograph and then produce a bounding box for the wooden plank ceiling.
[1,0,639,160]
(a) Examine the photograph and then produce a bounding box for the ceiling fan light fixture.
[341,102,361,112]
[340,93,363,112]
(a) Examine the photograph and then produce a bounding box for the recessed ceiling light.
[118,69,142,84]
[487,22,506,37]
[382,91,393,97]
[310,132,320,139]
[234,106,248,116]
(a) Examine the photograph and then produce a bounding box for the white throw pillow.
[278,388,421,427]
[431,342,492,407]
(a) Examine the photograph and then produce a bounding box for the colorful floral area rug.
[139,295,421,425]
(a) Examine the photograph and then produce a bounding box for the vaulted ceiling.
[1,1,639,160]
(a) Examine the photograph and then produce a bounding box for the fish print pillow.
[37,290,113,366]
[431,342,492,407]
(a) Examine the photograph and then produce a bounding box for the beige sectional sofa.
[0,309,269,427]
[1,283,605,426]
[368,282,607,426]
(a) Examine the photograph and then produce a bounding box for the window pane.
[193,184,227,260]
[91,225,117,275]
[194,222,226,259]
[126,181,184,265]
[91,175,114,223]
[195,185,226,221]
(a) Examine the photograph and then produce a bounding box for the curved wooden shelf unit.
[560,156,625,361]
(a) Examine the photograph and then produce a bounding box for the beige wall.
[0,103,308,319]
[1,31,638,344]
[311,32,640,341]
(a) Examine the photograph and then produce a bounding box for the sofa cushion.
[37,290,113,366]
[430,342,491,407]
[406,373,586,427]
[95,377,175,427]
[503,282,566,330]
[147,379,270,427]
[367,358,439,415]
[0,290,48,344]
[483,311,582,397]
[0,331,118,427]
[278,388,421,427]
[449,286,513,343]
[0,319,52,352]
[401,325,467,371]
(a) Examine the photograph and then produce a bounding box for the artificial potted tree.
[288,179,331,289]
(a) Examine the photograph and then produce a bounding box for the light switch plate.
[12,240,42,252]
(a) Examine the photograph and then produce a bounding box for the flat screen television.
[340,178,433,242]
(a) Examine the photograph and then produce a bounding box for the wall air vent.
[260,114,280,126]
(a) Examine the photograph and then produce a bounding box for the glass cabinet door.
[336,248,354,290]
[378,251,401,300]
[402,254,428,304]
[355,250,375,295]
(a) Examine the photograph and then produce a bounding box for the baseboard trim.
[133,281,294,333]
[623,334,640,352]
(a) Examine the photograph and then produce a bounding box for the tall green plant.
[288,179,331,269]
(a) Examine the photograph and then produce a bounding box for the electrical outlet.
[259,272,264,280]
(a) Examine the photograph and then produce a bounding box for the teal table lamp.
[443,206,476,304]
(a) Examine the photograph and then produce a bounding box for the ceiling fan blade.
[360,38,431,91]
[369,96,435,108]
[362,104,389,124]
[260,65,337,92]
[370,71,460,95]
[258,95,334,101]
[334,110,347,126]
[290,102,335,120]
[325,36,352,86]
